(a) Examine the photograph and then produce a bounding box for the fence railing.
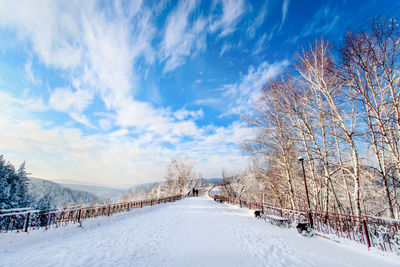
[209,190,400,253]
[0,194,186,233]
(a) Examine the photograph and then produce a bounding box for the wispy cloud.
[24,57,42,86]
[48,87,94,127]
[210,0,246,37]
[292,4,340,42]
[279,0,290,31]
[246,2,268,38]
[0,1,83,70]
[0,0,303,187]
[219,42,232,57]
[0,1,155,125]
[220,60,290,116]
[0,91,251,187]
[194,98,221,107]
[174,108,204,121]
[252,32,273,55]
[161,1,207,73]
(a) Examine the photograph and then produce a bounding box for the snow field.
[0,191,398,267]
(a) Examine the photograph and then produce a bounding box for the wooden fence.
[209,190,400,253]
[0,194,186,233]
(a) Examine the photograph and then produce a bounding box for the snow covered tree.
[28,178,98,209]
[164,156,196,195]
[0,155,31,209]
[243,16,400,218]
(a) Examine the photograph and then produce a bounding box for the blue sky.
[0,0,398,188]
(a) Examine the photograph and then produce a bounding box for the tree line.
[240,16,400,219]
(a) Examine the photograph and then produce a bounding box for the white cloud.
[161,1,207,73]
[291,4,340,43]
[303,5,339,36]
[24,58,41,86]
[246,2,268,38]
[0,0,82,70]
[49,87,93,114]
[174,108,204,120]
[48,87,94,127]
[0,1,156,123]
[113,98,203,144]
[279,0,290,31]
[0,91,251,187]
[210,0,246,37]
[0,1,222,156]
[219,43,232,57]
[0,91,47,117]
[220,60,290,116]
[98,117,114,131]
[194,97,219,105]
[252,32,273,55]
[0,1,262,187]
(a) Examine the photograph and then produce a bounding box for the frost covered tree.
[0,155,31,209]
[243,16,400,218]
[220,169,261,201]
[341,16,400,218]
[164,156,196,195]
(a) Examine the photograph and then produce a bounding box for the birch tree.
[341,16,400,218]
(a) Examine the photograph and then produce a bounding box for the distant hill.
[33,177,222,204]
[29,178,99,209]
[201,178,222,185]
[53,179,127,201]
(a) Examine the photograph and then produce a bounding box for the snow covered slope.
[0,191,398,266]
[29,178,99,208]
[52,179,126,200]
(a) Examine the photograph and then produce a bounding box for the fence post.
[24,212,31,232]
[108,206,111,216]
[140,201,143,208]
[362,220,371,249]
[308,211,314,228]
[77,209,82,223]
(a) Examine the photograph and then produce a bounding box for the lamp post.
[298,156,313,227]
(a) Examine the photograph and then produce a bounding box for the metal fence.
[209,191,400,253]
[0,194,185,233]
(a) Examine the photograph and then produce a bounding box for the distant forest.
[0,155,98,210]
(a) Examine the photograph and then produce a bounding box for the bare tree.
[164,156,196,195]
[242,16,400,218]
[296,40,363,216]
[245,81,300,209]
[341,16,400,218]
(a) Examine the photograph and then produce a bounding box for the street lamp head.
[298,156,304,162]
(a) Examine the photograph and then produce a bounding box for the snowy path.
[0,191,398,267]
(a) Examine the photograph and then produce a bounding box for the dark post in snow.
[24,212,31,232]
[298,156,313,227]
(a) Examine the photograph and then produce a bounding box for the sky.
[0,0,398,188]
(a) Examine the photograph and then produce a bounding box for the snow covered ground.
[0,190,398,267]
